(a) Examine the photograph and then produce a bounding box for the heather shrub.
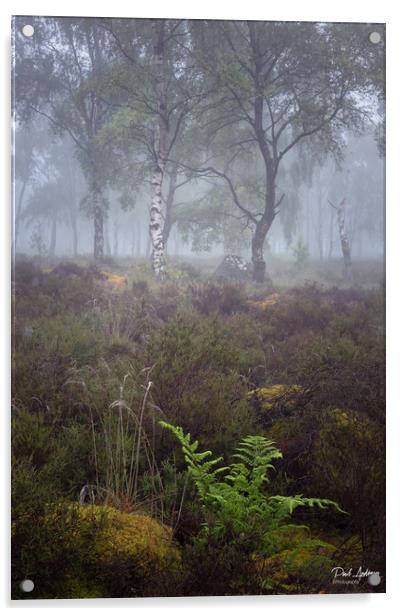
[189,281,248,316]
[12,313,103,410]
[11,260,385,596]
[310,408,385,562]
[12,408,55,469]
[13,258,44,287]
[145,313,260,455]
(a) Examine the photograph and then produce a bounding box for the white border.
[1,1,402,614]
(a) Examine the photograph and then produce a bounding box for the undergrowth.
[11,259,385,597]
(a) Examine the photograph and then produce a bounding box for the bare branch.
[169,159,259,225]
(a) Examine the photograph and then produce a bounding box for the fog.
[11,18,386,599]
[13,126,384,260]
[12,17,385,277]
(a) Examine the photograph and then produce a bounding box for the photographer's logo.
[331,566,381,586]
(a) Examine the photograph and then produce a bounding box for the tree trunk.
[136,224,141,257]
[251,240,266,282]
[93,189,104,261]
[250,161,275,283]
[252,218,273,283]
[317,186,324,261]
[150,164,166,274]
[149,20,167,278]
[336,198,353,282]
[113,219,119,257]
[49,217,57,257]
[146,232,151,258]
[162,163,178,245]
[247,30,277,284]
[70,213,78,257]
[66,155,79,257]
[90,170,104,261]
[174,229,179,256]
[131,228,135,257]
[249,173,277,283]
[104,219,111,256]
[328,206,335,259]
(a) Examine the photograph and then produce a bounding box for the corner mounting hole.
[368,572,381,586]
[369,31,381,44]
[22,24,34,38]
[20,579,34,592]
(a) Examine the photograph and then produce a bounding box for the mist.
[11,18,386,598]
[12,17,385,282]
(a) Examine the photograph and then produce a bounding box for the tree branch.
[169,159,259,225]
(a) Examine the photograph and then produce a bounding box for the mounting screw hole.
[22,24,34,38]
[368,572,381,586]
[20,579,34,592]
[369,31,381,44]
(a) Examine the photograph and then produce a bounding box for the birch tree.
[149,20,168,276]
[329,198,353,281]
[14,16,115,260]
[101,18,204,276]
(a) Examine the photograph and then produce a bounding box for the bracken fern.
[160,421,344,557]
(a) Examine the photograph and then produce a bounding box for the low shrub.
[189,281,248,316]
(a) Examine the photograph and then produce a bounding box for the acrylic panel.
[11,15,385,599]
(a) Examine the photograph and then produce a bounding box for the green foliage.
[160,422,343,557]
[13,312,103,409]
[146,312,259,455]
[12,408,54,469]
[176,184,252,253]
[311,408,385,560]
[261,539,337,593]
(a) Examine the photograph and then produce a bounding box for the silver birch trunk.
[113,219,119,257]
[149,20,167,278]
[49,217,57,257]
[150,163,166,275]
[162,163,178,245]
[328,206,335,259]
[104,219,111,256]
[336,198,353,282]
[93,187,104,261]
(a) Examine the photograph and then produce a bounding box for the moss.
[76,505,180,568]
[261,539,336,592]
[76,505,181,597]
[248,385,303,411]
[17,504,182,598]
[52,576,105,599]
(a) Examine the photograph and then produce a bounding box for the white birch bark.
[149,20,167,278]
[93,184,104,261]
[150,168,166,276]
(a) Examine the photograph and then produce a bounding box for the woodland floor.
[11,255,385,598]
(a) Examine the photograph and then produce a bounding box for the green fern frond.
[159,421,346,553]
